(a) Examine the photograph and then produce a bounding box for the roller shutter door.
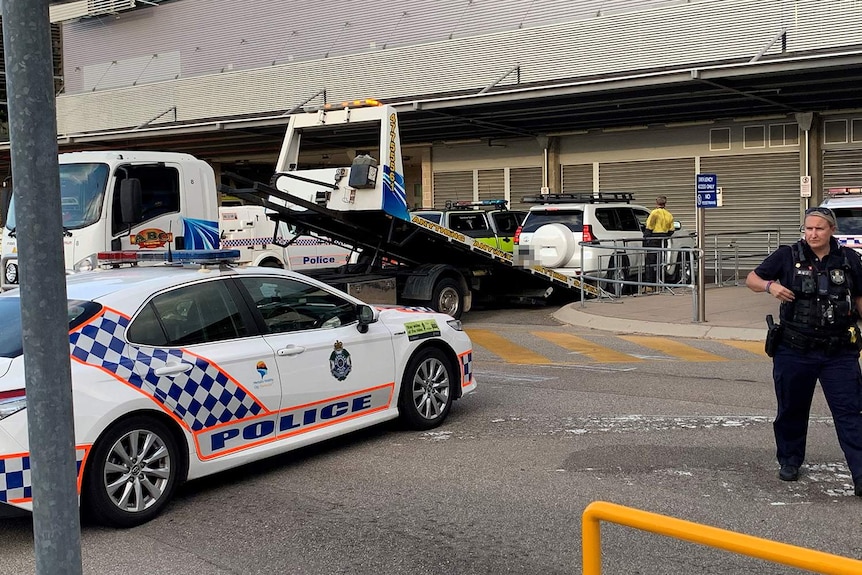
[478,169,505,204]
[509,167,542,210]
[700,153,800,263]
[562,164,592,193]
[823,149,862,190]
[432,171,472,208]
[598,158,696,234]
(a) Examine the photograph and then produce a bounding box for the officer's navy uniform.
[754,237,862,488]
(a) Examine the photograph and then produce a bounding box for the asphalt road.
[2,305,860,574]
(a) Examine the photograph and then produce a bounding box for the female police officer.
[746,206,862,494]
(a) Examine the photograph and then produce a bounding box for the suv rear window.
[522,210,583,233]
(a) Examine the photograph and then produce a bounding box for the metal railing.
[576,237,701,321]
[582,501,862,575]
[703,228,782,286]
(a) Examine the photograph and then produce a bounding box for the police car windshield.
[6,163,110,232]
[0,298,102,358]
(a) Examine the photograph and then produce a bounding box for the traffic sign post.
[697,173,719,208]
[694,173,719,324]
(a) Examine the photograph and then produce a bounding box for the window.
[111,164,181,235]
[127,280,247,346]
[0,298,102,358]
[492,211,524,234]
[448,212,490,234]
[239,276,357,334]
[522,210,583,232]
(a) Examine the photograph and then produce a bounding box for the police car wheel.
[84,416,181,528]
[398,347,454,430]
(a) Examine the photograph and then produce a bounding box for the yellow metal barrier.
[582,501,862,575]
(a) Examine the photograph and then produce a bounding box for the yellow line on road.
[619,335,727,362]
[466,329,553,364]
[533,331,642,363]
[719,339,768,357]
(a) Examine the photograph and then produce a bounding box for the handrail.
[582,501,862,575]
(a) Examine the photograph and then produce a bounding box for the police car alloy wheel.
[83,416,181,528]
[398,347,454,430]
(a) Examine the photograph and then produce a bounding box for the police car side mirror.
[356,304,377,333]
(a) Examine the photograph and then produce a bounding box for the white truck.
[225,99,601,318]
[0,151,351,290]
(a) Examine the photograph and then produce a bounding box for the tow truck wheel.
[83,416,180,528]
[431,278,464,319]
[398,347,454,430]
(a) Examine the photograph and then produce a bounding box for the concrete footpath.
[553,284,779,341]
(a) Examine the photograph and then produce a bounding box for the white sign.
[800,175,812,198]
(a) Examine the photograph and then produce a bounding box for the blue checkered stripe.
[69,309,264,432]
[221,237,329,247]
[0,449,87,503]
[460,351,473,387]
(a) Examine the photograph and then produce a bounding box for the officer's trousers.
[772,344,862,484]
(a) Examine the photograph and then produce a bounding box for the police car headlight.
[447,319,463,331]
[4,261,17,284]
[73,255,96,273]
[0,390,26,421]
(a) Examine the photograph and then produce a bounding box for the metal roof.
[11,47,862,164]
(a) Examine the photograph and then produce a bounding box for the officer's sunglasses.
[805,206,835,218]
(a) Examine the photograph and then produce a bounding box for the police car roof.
[60,265,312,303]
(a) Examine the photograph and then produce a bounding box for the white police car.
[0,250,476,527]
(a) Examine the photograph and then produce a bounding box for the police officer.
[746,206,862,494]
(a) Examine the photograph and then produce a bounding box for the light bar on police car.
[97,249,242,267]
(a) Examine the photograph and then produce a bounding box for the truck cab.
[2,151,218,290]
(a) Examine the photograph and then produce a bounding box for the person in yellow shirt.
[643,196,674,291]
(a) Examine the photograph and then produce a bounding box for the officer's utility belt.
[780,325,862,354]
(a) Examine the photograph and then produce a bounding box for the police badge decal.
[329,340,352,381]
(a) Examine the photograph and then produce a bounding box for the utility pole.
[1,1,84,573]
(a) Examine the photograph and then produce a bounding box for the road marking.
[533,331,642,363]
[466,329,553,364]
[719,339,768,357]
[618,335,727,362]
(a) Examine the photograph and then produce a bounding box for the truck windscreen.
[5,163,110,231]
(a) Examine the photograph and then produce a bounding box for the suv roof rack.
[444,199,509,210]
[521,192,634,205]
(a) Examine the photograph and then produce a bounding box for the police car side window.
[239,276,358,334]
[127,280,247,347]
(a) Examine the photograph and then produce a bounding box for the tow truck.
[225,99,603,318]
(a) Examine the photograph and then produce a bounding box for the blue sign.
[696,173,718,208]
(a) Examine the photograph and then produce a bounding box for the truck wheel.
[398,347,454,430]
[83,416,180,528]
[259,259,282,268]
[432,278,464,319]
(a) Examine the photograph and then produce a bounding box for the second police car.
[0,250,476,527]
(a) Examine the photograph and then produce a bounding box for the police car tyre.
[84,415,181,528]
[432,278,464,320]
[398,347,454,430]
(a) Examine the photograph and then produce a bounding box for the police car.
[0,250,476,527]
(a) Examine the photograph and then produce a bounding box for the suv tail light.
[514,225,523,244]
[582,224,596,243]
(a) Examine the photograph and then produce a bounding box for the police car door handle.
[277,345,306,356]
[154,363,194,376]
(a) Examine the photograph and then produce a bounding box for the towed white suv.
[514,193,696,284]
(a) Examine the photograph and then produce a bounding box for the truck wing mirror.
[119,178,143,225]
[356,304,378,333]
